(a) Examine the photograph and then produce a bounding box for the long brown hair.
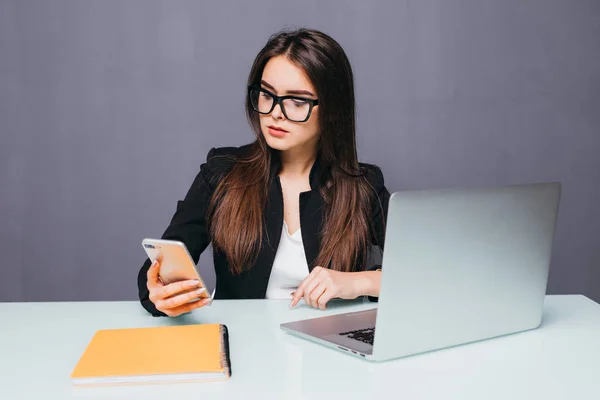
[208,28,380,275]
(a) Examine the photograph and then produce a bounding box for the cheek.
[293,123,319,142]
[258,115,271,133]
[305,114,320,138]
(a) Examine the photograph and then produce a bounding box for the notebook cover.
[71,324,231,383]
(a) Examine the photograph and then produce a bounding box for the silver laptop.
[280,182,561,361]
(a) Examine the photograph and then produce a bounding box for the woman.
[138,28,390,317]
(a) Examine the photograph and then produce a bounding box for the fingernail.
[151,260,157,267]
[196,288,206,295]
[187,280,200,287]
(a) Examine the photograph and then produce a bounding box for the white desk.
[1,295,599,399]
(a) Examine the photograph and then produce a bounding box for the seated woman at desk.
[138,28,390,317]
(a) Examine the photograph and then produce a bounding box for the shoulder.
[205,142,253,164]
[203,142,254,170]
[200,142,254,187]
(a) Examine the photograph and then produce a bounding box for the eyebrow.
[260,80,315,97]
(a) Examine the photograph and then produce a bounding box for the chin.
[262,132,293,151]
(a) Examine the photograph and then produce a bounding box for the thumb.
[147,259,161,287]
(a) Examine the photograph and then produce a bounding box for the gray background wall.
[1,0,599,303]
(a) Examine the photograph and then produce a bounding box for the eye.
[291,99,308,107]
[260,92,272,100]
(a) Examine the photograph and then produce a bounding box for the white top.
[1,295,599,399]
[265,220,310,299]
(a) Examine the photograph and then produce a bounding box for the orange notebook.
[70,324,231,386]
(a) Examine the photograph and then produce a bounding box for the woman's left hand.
[290,267,379,310]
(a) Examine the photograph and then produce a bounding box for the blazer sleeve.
[137,147,220,316]
[364,165,390,264]
[369,165,390,256]
[364,165,391,302]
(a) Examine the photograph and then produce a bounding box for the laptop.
[280,182,561,361]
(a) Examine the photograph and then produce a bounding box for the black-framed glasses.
[248,85,319,123]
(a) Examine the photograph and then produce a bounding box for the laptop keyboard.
[338,327,375,345]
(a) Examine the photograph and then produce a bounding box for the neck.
[279,145,317,177]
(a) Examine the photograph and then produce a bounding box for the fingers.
[290,267,341,309]
[291,282,307,308]
[303,273,325,308]
[316,287,334,310]
[146,260,161,289]
[310,281,328,309]
[290,290,302,308]
[291,267,322,308]
[163,297,212,317]
[158,280,201,300]
[155,287,206,312]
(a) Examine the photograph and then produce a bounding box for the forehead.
[261,55,315,93]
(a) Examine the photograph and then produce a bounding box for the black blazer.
[138,144,391,316]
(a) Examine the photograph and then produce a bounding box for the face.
[256,55,320,153]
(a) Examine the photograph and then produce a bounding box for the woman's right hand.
[146,260,211,317]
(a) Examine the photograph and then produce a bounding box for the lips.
[267,125,289,138]
[268,125,288,133]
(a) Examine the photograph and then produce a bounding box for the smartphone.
[142,238,212,303]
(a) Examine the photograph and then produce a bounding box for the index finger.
[291,286,304,308]
[146,260,161,288]
[291,270,317,308]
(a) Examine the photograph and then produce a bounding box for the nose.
[271,102,284,120]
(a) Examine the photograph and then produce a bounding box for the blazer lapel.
[252,156,285,297]
[299,190,324,271]
[300,156,326,271]
[265,176,284,253]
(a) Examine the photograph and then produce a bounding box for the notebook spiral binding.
[219,325,232,377]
